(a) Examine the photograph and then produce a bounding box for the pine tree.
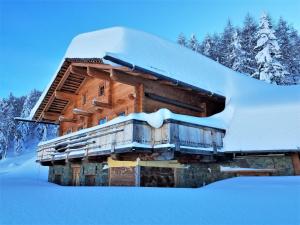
[287,27,300,83]
[177,33,187,47]
[14,89,44,154]
[274,17,297,84]
[200,33,222,62]
[0,89,58,159]
[0,93,25,158]
[230,30,247,73]
[253,13,289,84]
[240,13,258,75]
[219,20,235,67]
[188,34,199,52]
[201,34,213,57]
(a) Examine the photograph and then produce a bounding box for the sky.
[0,0,299,98]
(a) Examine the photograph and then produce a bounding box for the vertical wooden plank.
[291,153,300,175]
[135,165,141,186]
[170,123,180,151]
[139,84,144,112]
[108,167,112,186]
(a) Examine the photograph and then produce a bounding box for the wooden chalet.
[29,28,300,187]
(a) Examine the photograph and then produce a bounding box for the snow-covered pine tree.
[219,20,235,67]
[289,28,300,83]
[274,17,298,84]
[0,94,25,158]
[284,27,300,83]
[200,33,222,62]
[188,34,200,52]
[0,89,58,159]
[0,98,8,159]
[253,13,289,84]
[201,34,213,57]
[14,89,48,155]
[230,30,247,73]
[240,13,258,75]
[177,33,187,47]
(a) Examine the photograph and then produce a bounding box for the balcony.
[37,118,225,165]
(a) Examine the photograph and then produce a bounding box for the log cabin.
[26,27,300,187]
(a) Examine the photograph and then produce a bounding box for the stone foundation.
[48,154,297,187]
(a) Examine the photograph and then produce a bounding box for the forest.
[177,13,300,85]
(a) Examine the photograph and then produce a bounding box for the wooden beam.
[133,84,143,113]
[59,115,77,123]
[73,108,92,117]
[42,112,60,121]
[87,67,110,80]
[37,94,56,121]
[145,92,204,112]
[130,72,158,81]
[92,98,112,108]
[55,90,77,101]
[70,65,87,77]
[57,66,72,90]
[72,62,114,70]
[110,69,140,86]
[128,93,136,100]
[158,80,177,86]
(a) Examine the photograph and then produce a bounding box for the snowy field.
[0,152,300,225]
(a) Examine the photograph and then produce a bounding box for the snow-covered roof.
[31,27,300,152]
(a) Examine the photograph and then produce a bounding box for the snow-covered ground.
[1,152,299,225]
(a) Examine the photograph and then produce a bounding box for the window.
[82,93,87,105]
[118,111,126,117]
[99,85,105,96]
[98,117,107,125]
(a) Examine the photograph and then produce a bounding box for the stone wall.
[48,164,72,185]
[141,167,175,187]
[79,162,109,186]
[48,162,108,186]
[47,154,295,187]
[175,154,295,188]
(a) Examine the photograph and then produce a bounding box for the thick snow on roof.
[31,27,300,152]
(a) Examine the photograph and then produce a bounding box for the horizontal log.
[73,108,93,117]
[70,65,87,76]
[110,69,140,86]
[145,92,204,112]
[128,93,136,100]
[42,112,60,121]
[87,67,110,80]
[59,116,77,123]
[92,99,112,108]
[55,90,76,101]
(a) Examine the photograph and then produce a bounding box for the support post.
[135,159,141,187]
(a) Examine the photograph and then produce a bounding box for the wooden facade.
[31,58,225,135]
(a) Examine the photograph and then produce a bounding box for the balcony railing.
[37,118,225,164]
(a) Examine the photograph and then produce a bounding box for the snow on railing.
[37,118,225,163]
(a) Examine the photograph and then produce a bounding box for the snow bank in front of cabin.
[31,27,300,152]
[1,153,300,225]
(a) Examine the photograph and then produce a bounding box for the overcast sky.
[1,0,299,98]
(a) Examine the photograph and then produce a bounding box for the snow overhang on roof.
[30,27,300,152]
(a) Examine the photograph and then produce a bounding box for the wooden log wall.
[40,62,225,135]
[60,78,136,135]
